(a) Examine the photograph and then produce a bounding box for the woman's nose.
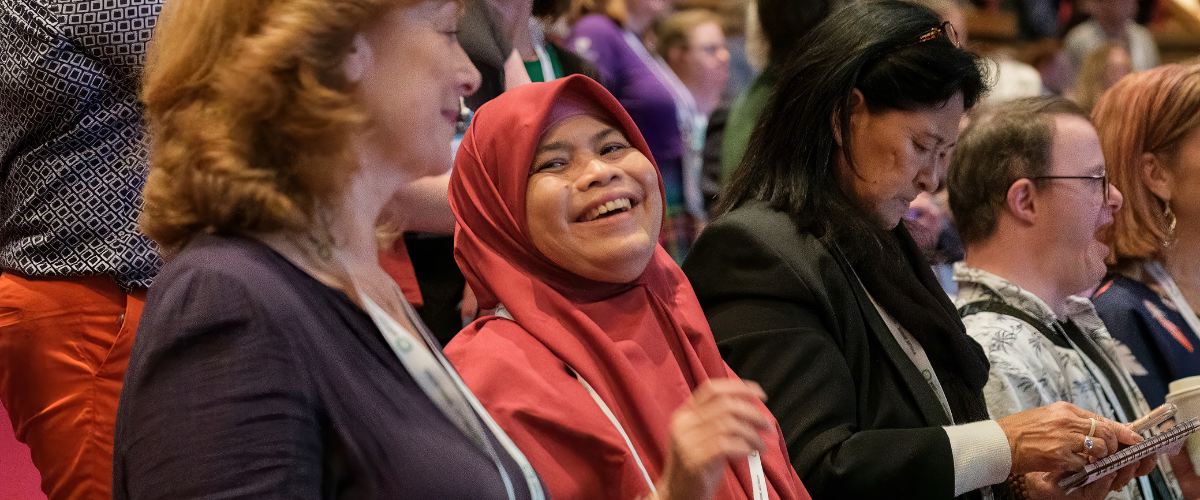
[915,161,940,193]
[453,43,482,97]
[575,157,621,190]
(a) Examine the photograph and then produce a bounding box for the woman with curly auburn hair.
[1091,65,1200,411]
[112,0,549,498]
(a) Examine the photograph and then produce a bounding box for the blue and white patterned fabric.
[954,263,1180,500]
[0,0,163,291]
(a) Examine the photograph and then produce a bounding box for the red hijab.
[445,75,807,500]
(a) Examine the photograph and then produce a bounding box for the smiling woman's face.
[525,114,663,283]
[838,92,965,229]
[351,1,480,179]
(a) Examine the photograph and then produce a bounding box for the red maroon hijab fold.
[445,75,808,500]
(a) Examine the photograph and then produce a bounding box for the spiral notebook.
[1058,416,1200,493]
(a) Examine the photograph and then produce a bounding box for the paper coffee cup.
[1169,376,1200,395]
[1165,377,1200,475]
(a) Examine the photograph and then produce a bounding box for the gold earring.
[1164,202,1178,246]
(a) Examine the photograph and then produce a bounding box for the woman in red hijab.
[445,75,808,500]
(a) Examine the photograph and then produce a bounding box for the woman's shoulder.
[1093,274,1155,312]
[446,317,572,387]
[688,203,835,275]
[570,14,622,39]
[445,317,587,419]
[157,233,315,300]
[717,203,819,242]
[144,233,340,338]
[566,14,627,66]
[683,203,858,315]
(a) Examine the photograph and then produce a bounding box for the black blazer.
[682,203,962,500]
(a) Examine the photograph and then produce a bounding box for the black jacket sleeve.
[682,206,958,500]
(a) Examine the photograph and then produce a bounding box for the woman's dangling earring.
[1164,201,1178,246]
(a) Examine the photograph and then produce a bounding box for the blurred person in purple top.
[566,0,701,261]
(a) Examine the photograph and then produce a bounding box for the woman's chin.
[575,244,657,283]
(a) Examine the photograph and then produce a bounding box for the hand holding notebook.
[1058,404,1196,494]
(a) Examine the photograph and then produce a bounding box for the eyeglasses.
[902,21,961,49]
[1028,174,1110,203]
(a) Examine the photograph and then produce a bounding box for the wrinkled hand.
[655,379,771,500]
[997,402,1143,475]
[1024,471,1116,500]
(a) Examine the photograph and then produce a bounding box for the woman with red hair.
[1092,65,1200,410]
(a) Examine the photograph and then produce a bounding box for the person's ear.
[343,33,374,83]
[1141,152,1174,202]
[1006,178,1038,225]
[833,89,867,148]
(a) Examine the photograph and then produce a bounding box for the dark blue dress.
[1093,274,1200,408]
[113,234,544,499]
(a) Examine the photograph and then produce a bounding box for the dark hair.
[720,1,987,247]
[949,97,1089,245]
[758,0,832,67]
[532,0,569,18]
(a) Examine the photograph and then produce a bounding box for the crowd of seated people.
[5,1,1200,500]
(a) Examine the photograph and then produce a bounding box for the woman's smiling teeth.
[582,198,633,222]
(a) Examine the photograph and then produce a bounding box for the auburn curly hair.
[140,0,425,253]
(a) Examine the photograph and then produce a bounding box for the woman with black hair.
[682,2,1146,499]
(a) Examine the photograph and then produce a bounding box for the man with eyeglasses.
[945,96,1188,500]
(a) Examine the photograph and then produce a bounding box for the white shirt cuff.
[944,420,1013,496]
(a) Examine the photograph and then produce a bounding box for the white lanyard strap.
[362,295,544,500]
[571,366,767,500]
[433,338,546,500]
[533,43,557,82]
[570,366,658,495]
[1146,261,1200,343]
[528,18,556,81]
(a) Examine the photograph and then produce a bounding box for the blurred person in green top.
[720,0,833,182]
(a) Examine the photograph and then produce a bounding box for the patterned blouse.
[1094,274,1200,409]
[0,0,162,290]
[954,264,1180,500]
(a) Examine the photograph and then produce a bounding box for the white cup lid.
[1170,375,1200,395]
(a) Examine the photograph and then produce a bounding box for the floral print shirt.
[954,263,1179,500]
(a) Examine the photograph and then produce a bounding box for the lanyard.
[533,43,557,82]
[495,305,767,499]
[866,289,954,421]
[361,294,545,500]
[570,366,768,500]
[528,18,557,82]
[1146,261,1200,344]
